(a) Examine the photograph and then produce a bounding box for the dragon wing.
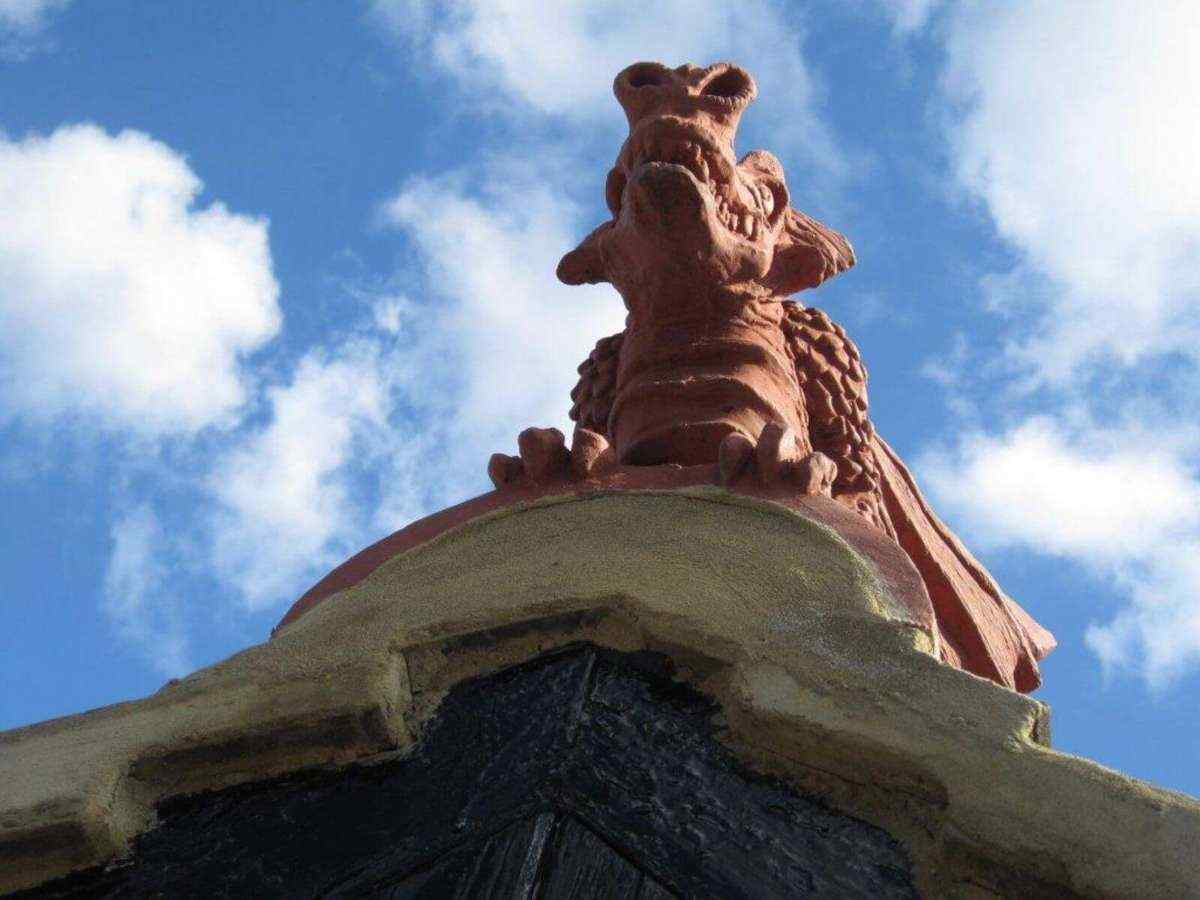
[872,436,1056,691]
[782,302,1055,691]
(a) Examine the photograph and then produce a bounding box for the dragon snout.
[625,161,710,233]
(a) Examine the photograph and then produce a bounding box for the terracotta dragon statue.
[489,61,1055,692]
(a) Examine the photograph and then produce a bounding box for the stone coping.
[275,465,938,635]
[1,490,1197,897]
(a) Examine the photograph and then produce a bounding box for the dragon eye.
[704,67,752,100]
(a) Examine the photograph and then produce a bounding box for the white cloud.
[919,3,1200,686]
[0,124,281,435]
[198,165,629,610]
[942,1,1200,381]
[372,0,775,115]
[380,166,626,445]
[1085,546,1200,689]
[0,123,282,674]
[0,0,68,33]
[921,418,1200,565]
[96,327,410,664]
[103,505,192,678]
[921,416,1200,687]
[207,342,393,610]
[194,162,628,616]
[877,0,942,35]
[370,0,841,173]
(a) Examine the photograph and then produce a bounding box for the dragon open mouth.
[611,121,781,242]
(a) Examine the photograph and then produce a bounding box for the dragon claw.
[794,450,838,497]
[754,422,801,486]
[718,432,754,485]
[717,422,836,497]
[488,426,615,490]
[487,452,523,489]
[518,427,570,480]
[571,427,615,479]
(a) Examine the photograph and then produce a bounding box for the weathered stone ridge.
[2,492,1196,896]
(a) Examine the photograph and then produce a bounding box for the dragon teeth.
[760,186,774,216]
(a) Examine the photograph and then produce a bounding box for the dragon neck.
[608,282,806,466]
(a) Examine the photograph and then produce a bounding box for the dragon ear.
[763,207,855,296]
[557,221,613,285]
[737,150,854,295]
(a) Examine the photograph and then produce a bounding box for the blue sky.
[2,1,1199,797]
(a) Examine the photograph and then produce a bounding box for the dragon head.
[557,61,855,305]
